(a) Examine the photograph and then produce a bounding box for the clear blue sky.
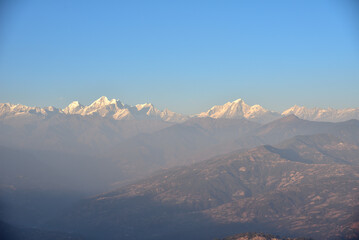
[0,0,358,114]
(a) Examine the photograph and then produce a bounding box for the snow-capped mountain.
[196,99,359,123]
[66,96,188,122]
[62,101,84,114]
[0,96,188,123]
[1,97,359,123]
[63,96,125,118]
[282,105,359,122]
[197,99,281,123]
[0,103,61,119]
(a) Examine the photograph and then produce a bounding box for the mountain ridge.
[2,97,359,123]
[0,96,188,123]
[51,133,359,240]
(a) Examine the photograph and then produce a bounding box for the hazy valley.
[1,97,359,239]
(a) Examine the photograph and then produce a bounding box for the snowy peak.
[80,97,125,117]
[0,103,61,119]
[63,101,84,114]
[198,99,248,118]
[131,102,188,122]
[90,96,113,107]
[135,103,154,111]
[160,108,188,123]
[282,105,359,122]
[89,96,123,109]
[233,98,243,103]
[62,96,187,122]
[2,97,359,123]
[198,99,280,123]
[198,99,359,123]
[92,96,110,104]
[282,105,310,116]
[69,101,82,108]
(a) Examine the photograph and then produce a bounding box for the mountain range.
[51,132,359,240]
[1,96,359,123]
[0,96,187,123]
[1,115,358,239]
[1,96,359,240]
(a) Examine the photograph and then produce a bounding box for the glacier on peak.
[88,96,123,108]
[135,103,155,111]
[61,96,187,122]
[0,102,62,119]
[1,97,359,123]
[282,105,359,122]
[63,101,85,114]
[197,98,280,123]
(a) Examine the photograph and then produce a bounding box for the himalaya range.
[1,96,359,123]
[1,96,359,240]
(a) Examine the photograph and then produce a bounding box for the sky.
[0,0,358,114]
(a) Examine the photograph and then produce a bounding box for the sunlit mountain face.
[1,97,359,240]
[2,97,359,123]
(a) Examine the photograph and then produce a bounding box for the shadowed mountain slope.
[106,117,359,180]
[0,220,84,240]
[0,114,173,155]
[2,116,359,238]
[237,115,359,146]
[51,134,359,240]
[106,117,260,178]
[218,232,313,240]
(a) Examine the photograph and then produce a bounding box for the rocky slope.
[217,232,312,240]
[51,133,359,240]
